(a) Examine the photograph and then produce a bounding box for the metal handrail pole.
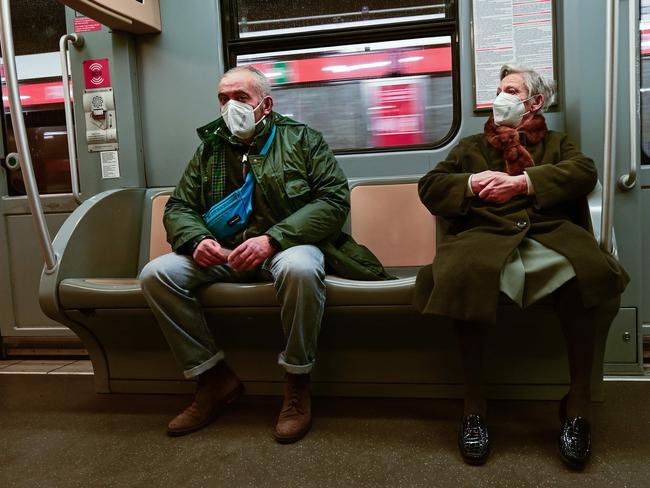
[601,0,618,253]
[59,33,84,204]
[0,0,57,271]
[619,0,638,191]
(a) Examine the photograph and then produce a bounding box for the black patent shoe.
[458,414,490,465]
[559,416,591,470]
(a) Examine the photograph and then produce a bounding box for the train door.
[597,0,650,373]
[0,0,78,353]
[567,0,648,373]
[551,1,644,374]
[0,0,149,355]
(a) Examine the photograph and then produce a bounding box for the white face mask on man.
[221,98,266,140]
[492,92,535,127]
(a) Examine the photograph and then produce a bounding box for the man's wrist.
[265,234,281,252]
[191,235,214,254]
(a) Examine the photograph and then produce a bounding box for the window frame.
[0,0,69,196]
[219,0,461,154]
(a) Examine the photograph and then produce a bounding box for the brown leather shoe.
[273,373,311,444]
[167,362,244,436]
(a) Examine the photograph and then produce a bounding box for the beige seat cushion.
[149,183,436,265]
[351,183,435,267]
[150,194,172,260]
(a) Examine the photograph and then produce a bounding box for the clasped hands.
[471,170,528,204]
[193,235,276,270]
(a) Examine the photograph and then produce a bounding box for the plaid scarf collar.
[207,114,274,205]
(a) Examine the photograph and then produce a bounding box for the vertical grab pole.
[60,33,84,204]
[601,0,618,253]
[0,0,58,272]
[618,0,639,191]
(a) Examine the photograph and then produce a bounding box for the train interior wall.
[0,0,646,374]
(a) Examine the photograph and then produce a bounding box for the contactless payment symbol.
[89,63,105,85]
[83,58,111,89]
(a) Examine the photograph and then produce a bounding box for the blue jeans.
[140,245,326,378]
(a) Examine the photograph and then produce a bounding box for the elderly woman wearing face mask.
[414,64,629,469]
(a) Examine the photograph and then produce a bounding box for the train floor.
[0,366,649,487]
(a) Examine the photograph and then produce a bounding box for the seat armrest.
[587,181,618,258]
[39,188,146,321]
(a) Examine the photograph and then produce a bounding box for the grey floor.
[0,372,649,488]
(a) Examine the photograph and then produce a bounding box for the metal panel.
[135,0,223,186]
[3,213,72,334]
[64,8,145,200]
[0,200,75,340]
[563,1,643,373]
[60,0,161,34]
[0,193,16,338]
[604,307,638,364]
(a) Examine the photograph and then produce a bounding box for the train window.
[234,0,448,38]
[9,0,67,56]
[237,38,453,151]
[1,0,70,196]
[221,0,458,152]
[641,0,650,165]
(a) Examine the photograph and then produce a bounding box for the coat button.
[516,219,528,229]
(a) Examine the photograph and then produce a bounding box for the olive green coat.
[413,130,629,324]
[163,112,392,281]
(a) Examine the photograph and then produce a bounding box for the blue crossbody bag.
[202,125,276,240]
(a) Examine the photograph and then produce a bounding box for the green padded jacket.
[163,112,393,281]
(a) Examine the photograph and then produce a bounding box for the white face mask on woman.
[492,92,535,127]
[221,98,266,140]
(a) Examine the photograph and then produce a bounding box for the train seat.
[42,178,447,395]
[39,178,615,400]
[55,179,432,311]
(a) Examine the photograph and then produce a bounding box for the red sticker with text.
[83,59,111,89]
[74,17,102,33]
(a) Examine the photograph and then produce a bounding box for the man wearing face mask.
[413,64,628,468]
[140,66,391,443]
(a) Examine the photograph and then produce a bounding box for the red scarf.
[484,115,548,175]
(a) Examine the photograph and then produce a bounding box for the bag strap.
[241,125,276,190]
[259,124,276,156]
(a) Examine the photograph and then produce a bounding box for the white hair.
[222,65,272,98]
[500,64,556,112]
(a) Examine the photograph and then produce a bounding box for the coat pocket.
[285,178,310,198]
[284,178,311,211]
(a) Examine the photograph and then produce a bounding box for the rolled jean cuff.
[277,352,314,374]
[183,350,225,379]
